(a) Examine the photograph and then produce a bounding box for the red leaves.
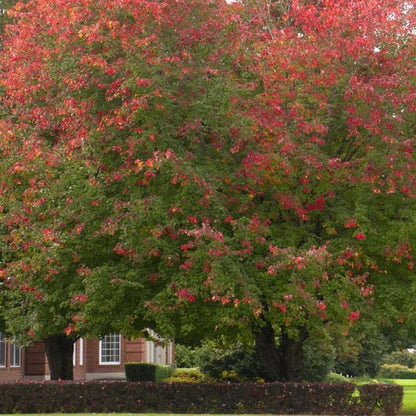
[135,78,152,87]
[306,196,325,212]
[349,311,360,323]
[64,324,75,336]
[273,302,287,313]
[176,288,195,302]
[71,294,88,304]
[344,219,359,228]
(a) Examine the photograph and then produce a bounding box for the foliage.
[0,0,415,382]
[358,383,403,416]
[164,368,205,383]
[172,344,200,368]
[396,369,416,379]
[378,364,416,379]
[0,0,26,33]
[301,329,336,382]
[334,323,390,377]
[382,350,416,368]
[0,380,402,415]
[155,365,174,382]
[190,342,271,381]
[178,334,335,382]
[124,362,173,382]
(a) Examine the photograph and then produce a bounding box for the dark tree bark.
[44,334,74,380]
[280,326,308,381]
[254,318,309,381]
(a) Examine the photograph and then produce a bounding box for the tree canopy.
[0,0,415,380]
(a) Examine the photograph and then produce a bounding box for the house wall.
[84,338,126,380]
[0,363,25,382]
[25,341,47,379]
[0,335,174,382]
[0,338,25,382]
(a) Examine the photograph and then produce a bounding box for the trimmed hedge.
[125,362,173,382]
[358,383,403,416]
[0,380,403,415]
[396,369,416,379]
[378,363,416,379]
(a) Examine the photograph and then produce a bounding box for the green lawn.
[394,379,416,415]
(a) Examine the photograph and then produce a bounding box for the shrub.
[382,350,416,368]
[164,368,204,383]
[173,344,200,368]
[125,362,156,381]
[0,380,403,414]
[395,368,416,379]
[358,383,403,416]
[378,364,409,379]
[197,342,270,381]
[0,380,403,415]
[124,362,173,382]
[334,326,389,377]
[301,330,336,382]
[156,364,174,382]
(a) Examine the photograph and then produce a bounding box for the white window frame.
[73,342,77,366]
[99,334,121,365]
[10,340,21,368]
[0,333,6,367]
[79,338,84,366]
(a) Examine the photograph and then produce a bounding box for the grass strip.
[394,379,416,414]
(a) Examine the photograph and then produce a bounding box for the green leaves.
[0,0,415,380]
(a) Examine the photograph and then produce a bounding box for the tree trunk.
[254,319,308,382]
[253,319,283,381]
[44,334,74,380]
[280,326,308,381]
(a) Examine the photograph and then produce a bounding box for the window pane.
[100,334,120,364]
[10,340,21,367]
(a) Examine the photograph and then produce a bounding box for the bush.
[197,342,271,381]
[156,364,174,382]
[302,330,336,382]
[124,362,173,382]
[334,326,389,377]
[0,380,402,415]
[378,364,410,379]
[382,350,416,368]
[164,368,204,383]
[396,369,416,379]
[178,333,336,383]
[358,383,403,416]
[173,344,201,368]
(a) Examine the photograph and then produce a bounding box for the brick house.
[0,332,174,382]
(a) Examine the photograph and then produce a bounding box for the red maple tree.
[0,0,415,380]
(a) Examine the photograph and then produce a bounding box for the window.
[99,334,120,365]
[10,340,21,367]
[0,333,6,367]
